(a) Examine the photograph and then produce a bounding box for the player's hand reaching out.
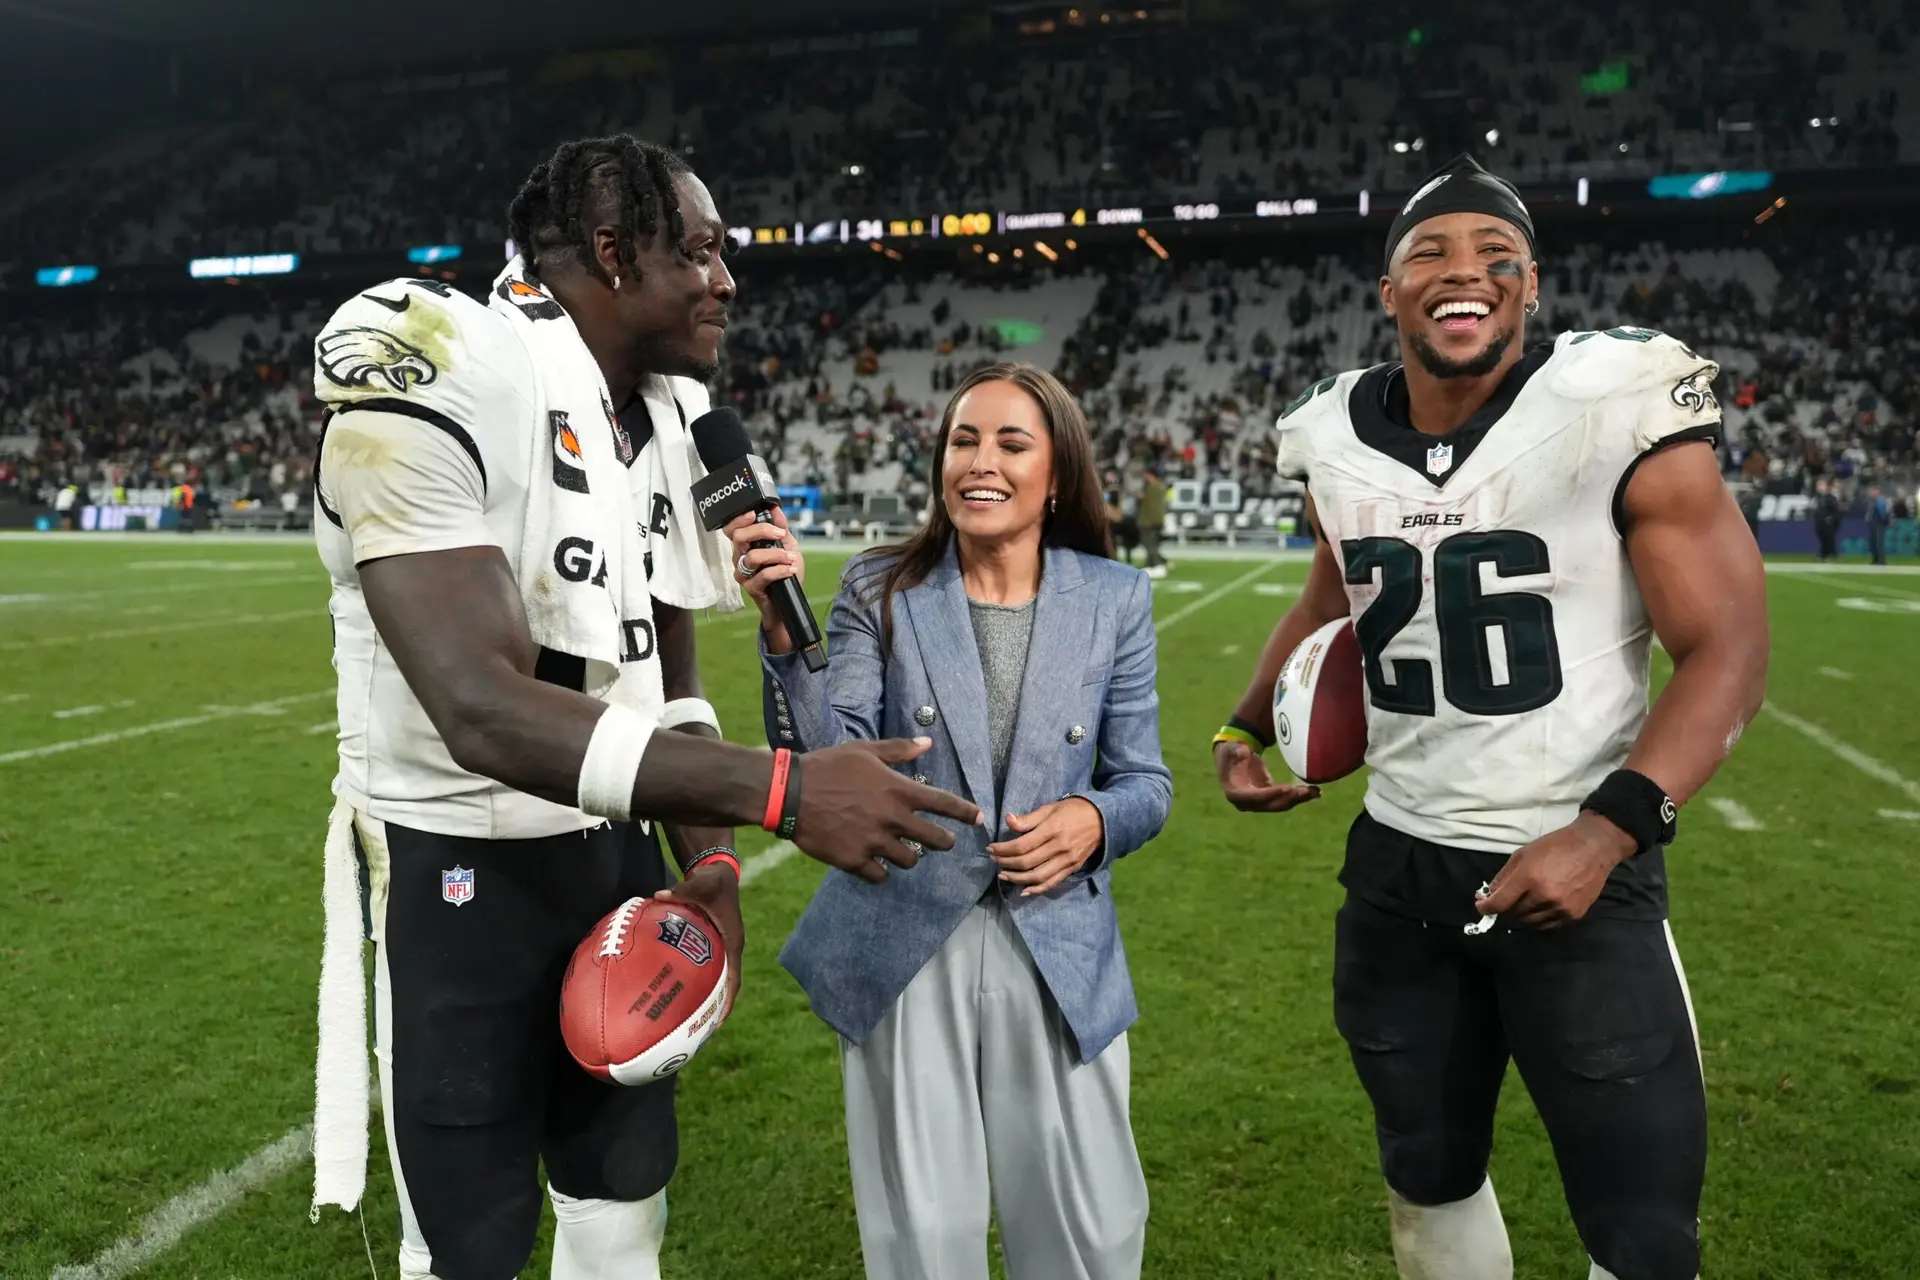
[1475,812,1639,929]
[795,737,984,882]
[1213,740,1321,813]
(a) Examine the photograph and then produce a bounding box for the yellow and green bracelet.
[1211,715,1271,753]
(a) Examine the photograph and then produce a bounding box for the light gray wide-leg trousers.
[841,898,1148,1280]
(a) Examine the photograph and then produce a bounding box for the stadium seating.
[0,0,1912,269]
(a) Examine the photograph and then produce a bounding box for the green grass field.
[3,535,1918,1279]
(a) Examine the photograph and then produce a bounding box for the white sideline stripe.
[48,1125,315,1280]
[1154,561,1274,632]
[1879,809,1920,823]
[0,609,317,651]
[49,839,804,1276]
[0,691,331,765]
[1763,702,1920,805]
[1705,796,1765,831]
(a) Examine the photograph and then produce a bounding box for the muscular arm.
[1228,498,1354,739]
[652,599,735,869]
[1215,498,1353,812]
[359,547,772,826]
[1621,440,1770,804]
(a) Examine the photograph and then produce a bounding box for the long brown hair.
[850,362,1115,649]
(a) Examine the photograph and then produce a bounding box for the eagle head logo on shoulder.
[1670,365,1719,417]
[318,327,438,394]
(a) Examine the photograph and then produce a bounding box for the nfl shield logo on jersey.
[441,866,475,907]
[1426,441,1453,476]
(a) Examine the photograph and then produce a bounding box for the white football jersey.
[1275,328,1722,853]
[312,278,680,840]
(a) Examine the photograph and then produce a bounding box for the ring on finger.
[736,552,755,578]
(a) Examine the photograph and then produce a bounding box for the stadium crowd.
[4,227,1917,529]
[2,0,1915,535]
[0,0,1910,271]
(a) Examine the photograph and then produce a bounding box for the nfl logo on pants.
[441,866,475,906]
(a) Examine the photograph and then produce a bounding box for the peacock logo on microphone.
[691,456,778,529]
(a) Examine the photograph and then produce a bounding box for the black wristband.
[776,754,801,841]
[682,845,738,874]
[1227,713,1275,751]
[1579,769,1676,857]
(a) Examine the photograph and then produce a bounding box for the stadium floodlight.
[1411,138,1425,151]
[407,245,462,264]
[1828,116,1839,125]
[1485,129,1500,145]
[1618,142,1630,152]
[1809,118,1823,127]
[1392,141,1410,154]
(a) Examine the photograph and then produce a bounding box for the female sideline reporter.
[727,363,1170,1280]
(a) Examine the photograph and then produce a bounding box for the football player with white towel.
[309,135,981,1280]
[1211,154,1769,1280]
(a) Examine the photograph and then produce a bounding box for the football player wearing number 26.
[1213,154,1768,1280]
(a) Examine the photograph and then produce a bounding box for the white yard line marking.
[1,693,27,703]
[127,559,308,572]
[3,575,315,607]
[304,721,337,735]
[1252,582,1298,596]
[48,1126,315,1280]
[1763,703,1920,805]
[1765,563,1920,577]
[0,609,317,652]
[1161,580,1205,593]
[739,840,800,885]
[49,836,807,1275]
[1155,562,1275,631]
[1817,666,1854,680]
[0,691,331,765]
[1220,643,1242,656]
[1879,809,1920,823]
[52,705,104,720]
[1705,796,1765,831]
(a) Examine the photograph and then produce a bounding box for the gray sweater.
[967,596,1038,797]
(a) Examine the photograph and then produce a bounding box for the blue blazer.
[761,541,1172,1063]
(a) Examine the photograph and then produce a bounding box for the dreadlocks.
[507,135,692,284]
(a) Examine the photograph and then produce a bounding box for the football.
[1272,616,1369,784]
[560,896,730,1086]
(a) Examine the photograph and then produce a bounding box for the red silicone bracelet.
[762,748,792,833]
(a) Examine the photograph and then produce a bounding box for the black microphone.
[688,407,827,672]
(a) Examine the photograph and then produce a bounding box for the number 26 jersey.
[1274,328,1722,854]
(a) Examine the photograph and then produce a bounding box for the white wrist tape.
[578,704,656,822]
[659,697,722,738]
